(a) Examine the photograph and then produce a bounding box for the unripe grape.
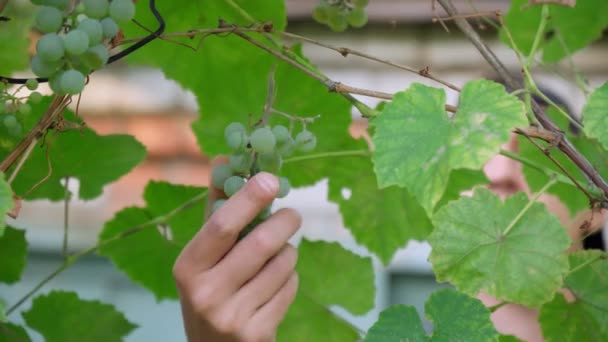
[223,176,246,197]
[347,8,368,28]
[82,44,109,70]
[277,137,295,157]
[29,92,44,104]
[312,5,329,23]
[26,79,39,91]
[211,164,233,189]
[32,0,70,9]
[48,75,64,94]
[250,127,276,154]
[295,130,317,152]
[58,69,86,94]
[109,0,136,24]
[328,14,348,32]
[35,6,64,33]
[278,177,290,198]
[17,103,32,116]
[257,152,282,173]
[101,17,119,38]
[226,130,248,151]
[83,0,109,19]
[256,205,271,220]
[31,55,61,77]
[36,33,65,62]
[3,115,17,128]
[212,199,226,213]
[8,122,22,137]
[78,18,103,46]
[64,29,90,55]
[272,125,290,143]
[230,153,253,174]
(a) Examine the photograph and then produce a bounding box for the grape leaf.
[0,172,13,236]
[582,82,608,151]
[278,240,375,341]
[501,0,608,63]
[99,182,206,300]
[499,336,524,342]
[0,4,32,76]
[328,156,433,265]
[10,99,146,201]
[363,305,427,342]
[0,322,32,342]
[435,169,489,210]
[539,250,608,341]
[428,188,571,307]
[372,80,526,214]
[22,291,136,342]
[0,226,27,284]
[364,289,498,342]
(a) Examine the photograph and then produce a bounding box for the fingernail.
[255,172,279,194]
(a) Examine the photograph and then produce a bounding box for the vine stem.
[566,253,606,276]
[6,189,208,316]
[283,150,370,164]
[502,176,557,236]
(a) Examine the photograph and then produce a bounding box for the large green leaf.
[372,80,526,214]
[278,240,375,341]
[10,99,146,201]
[429,189,571,307]
[98,182,206,300]
[328,156,433,265]
[364,289,498,342]
[435,169,489,210]
[538,250,608,341]
[0,172,12,236]
[22,291,136,342]
[0,226,27,284]
[501,0,608,63]
[582,82,608,150]
[0,4,32,75]
[0,322,32,342]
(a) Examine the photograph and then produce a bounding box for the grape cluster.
[30,0,136,95]
[210,121,317,237]
[312,0,369,32]
[0,80,43,138]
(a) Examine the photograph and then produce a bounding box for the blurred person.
[172,86,606,342]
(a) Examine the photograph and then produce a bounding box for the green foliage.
[22,290,136,342]
[278,240,375,341]
[501,0,608,63]
[583,82,608,150]
[429,189,571,307]
[99,181,206,300]
[365,289,498,341]
[538,251,608,340]
[0,172,13,236]
[372,80,526,214]
[0,322,32,342]
[0,227,27,284]
[0,4,33,76]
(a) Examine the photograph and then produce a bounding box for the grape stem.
[270,108,320,124]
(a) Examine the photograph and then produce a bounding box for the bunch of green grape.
[30,0,136,95]
[312,0,369,32]
[0,80,43,138]
[210,121,317,237]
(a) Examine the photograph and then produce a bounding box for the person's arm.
[173,159,300,342]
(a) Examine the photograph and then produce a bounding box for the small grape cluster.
[0,80,43,137]
[210,121,317,237]
[30,0,136,95]
[312,0,369,32]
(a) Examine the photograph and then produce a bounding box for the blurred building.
[2,0,608,340]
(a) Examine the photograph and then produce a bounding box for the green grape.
[36,33,65,62]
[327,13,348,32]
[353,0,369,7]
[211,164,233,189]
[295,130,317,152]
[212,199,227,213]
[109,0,136,24]
[64,29,90,55]
[3,115,17,128]
[83,0,109,19]
[257,152,282,173]
[17,103,31,116]
[49,74,64,94]
[223,176,246,197]
[277,137,295,157]
[347,7,368,28]
[31,55,61,77]
[278,177,290,198]
[8,122,22,137]
[272,125,290,143]
[225,122,246,137]
[312,5,329,24]
[29,92,44,104]
[250,127,276,154]
[230,153,253,174]
[78,18,103,46]
[226,130,248,151]
[256,205,272,220]
[58,69,85,94]
[82,44,109,70]
[101,17,119,38]
[32,0,70,9]
[26,79,39,91]
[34,6,64,33]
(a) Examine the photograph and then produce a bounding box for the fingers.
[210,208,301,295]
[176,172,279,275]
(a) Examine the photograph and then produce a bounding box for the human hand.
[173,158,301,342]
